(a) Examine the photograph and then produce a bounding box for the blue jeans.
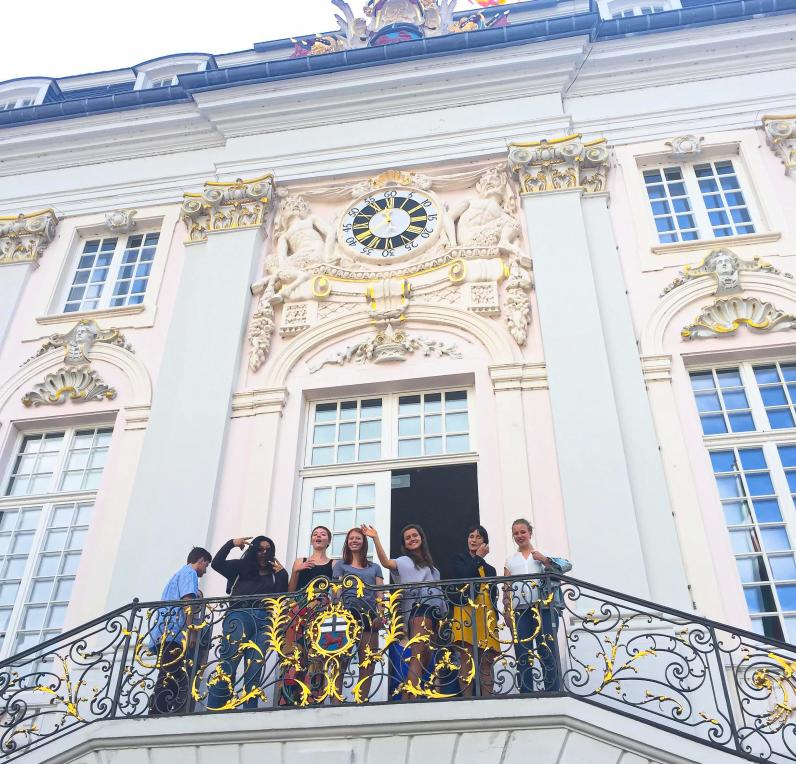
[207,609,269,710]
[514,605,561,693]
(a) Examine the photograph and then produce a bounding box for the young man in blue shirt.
[148,546,212,715]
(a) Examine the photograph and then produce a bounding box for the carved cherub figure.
[251,195,337,303]
[445,167,522,257]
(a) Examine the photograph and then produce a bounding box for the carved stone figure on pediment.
[660,248,791,297]
[445,167,521,258]
[251,195,338,304]
[26,320,132,367]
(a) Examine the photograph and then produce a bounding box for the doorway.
[389,463,479,579]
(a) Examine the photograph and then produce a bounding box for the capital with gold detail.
[180,173,275,243]
[507,134,609,195]
[762,115,796,174]
[0,209,59,266]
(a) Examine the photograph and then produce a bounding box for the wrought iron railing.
[1,573,795,762]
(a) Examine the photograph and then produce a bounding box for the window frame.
[303,387,476,473]
[55,229,161,315]
[689,359,796,641]
[642,158,759,245]
[0,424,112,658]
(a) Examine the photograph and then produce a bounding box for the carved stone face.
[74,323,94,343]
[708,252,740,291]
[281,197,311,222]
[475,168,506,199]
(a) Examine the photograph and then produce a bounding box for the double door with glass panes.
[299,389,475,562]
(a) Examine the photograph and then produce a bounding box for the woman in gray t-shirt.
[360,523,446,699]
[331,528,384,702]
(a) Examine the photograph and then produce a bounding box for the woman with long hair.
[208,535,288,710]
[285,525,334,701]
[332,527,384,702]
[450,524,500,696]
[360,523,447,699]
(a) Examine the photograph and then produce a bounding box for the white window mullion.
[741,362,770,432]
[683,166,713,237]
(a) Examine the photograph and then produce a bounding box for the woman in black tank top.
[284,525,333,703]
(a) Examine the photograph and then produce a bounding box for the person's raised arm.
[211,537,251,578]
[359,524,397,571]
[288,557,316,593]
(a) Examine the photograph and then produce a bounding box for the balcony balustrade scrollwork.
[1,574,795,763]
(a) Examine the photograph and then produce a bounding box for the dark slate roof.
[1,0,794,129]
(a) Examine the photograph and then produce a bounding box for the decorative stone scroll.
[0,209,59,266]
[762,115,796,174]
[104,209,137,233]
[682,296,796,340]
[307,321,461,373]
[21,320,132,407]
[181,173,274,243]
[507,134,609,195]
[660,248,791,297]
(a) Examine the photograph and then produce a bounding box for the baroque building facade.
[0,0,795,762]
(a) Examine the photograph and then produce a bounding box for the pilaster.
[508,135,650,599]
[105,174,274,608]
[0,209,59,348]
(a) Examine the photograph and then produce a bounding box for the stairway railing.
[1,573,794,762]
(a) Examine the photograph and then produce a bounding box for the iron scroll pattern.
[0,575,794,762]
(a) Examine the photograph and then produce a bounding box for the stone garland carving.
[308,321,462,373]
[762,115,796,174]
[665,135,703,159]
[104,209,137,233]
[0,209,59,266]
[247,166,533,372]
[503,257,533,345]
[181,174,274,243]
[660,248,792,297]
[507,135,609,195]
[682,296,796,340]
[21,320,131,407]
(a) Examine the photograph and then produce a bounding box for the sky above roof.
[2,0,520,83]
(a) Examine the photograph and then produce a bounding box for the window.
[149,75,178,88]
[613,4,665,16]
[397,391,470,458]
[62,232,159,313]
[0,427,111,656]
[310,399,383,466]
[643,159,755,244]
[690,363,796,640]
[0,97,34,111]
[309,483,376,557]
[306,389,473,467]
[709,447,796,641]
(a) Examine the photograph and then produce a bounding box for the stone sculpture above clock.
[247,166,533,371]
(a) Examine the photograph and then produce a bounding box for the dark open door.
[389,463,479,580]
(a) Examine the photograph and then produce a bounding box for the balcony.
[1,574,794,763]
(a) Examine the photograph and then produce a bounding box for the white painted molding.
[640,272,796,356]
[0,345,152,413]
[231,387,289,418]
[262,304,519,389]
[489,362,549,391]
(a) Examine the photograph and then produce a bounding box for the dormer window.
[133,54,216,91]
[0,78,59,111]
[598,0,679,18]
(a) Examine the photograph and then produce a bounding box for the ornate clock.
[339,188,441,261]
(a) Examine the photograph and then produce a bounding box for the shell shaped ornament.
[339,188,441,262]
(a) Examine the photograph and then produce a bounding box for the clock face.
[340,188,440,260]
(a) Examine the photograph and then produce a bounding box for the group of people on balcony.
[147,518,572,715]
